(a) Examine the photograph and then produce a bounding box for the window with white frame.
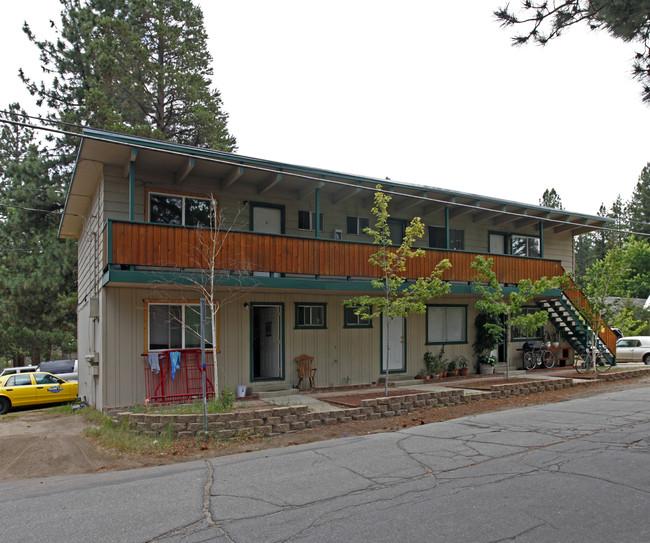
[426,305,467,344]
[149,192,214,227]
[343,306,372,328]
[148,303,213,351]
[511,234,540,258]
[295,303,326,329]
[428,226,465,250]
[511,307,544,341]
[297,210,324,231]
[346,216,370,235]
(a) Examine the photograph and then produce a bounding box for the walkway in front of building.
[256,364,629,413]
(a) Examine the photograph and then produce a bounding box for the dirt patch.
[2,374,649,482]
[321,388,425,408]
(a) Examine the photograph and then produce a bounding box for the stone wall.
[114,376,593,439]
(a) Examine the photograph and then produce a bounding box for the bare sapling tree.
[344,185,451,396]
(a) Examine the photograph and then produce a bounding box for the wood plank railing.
[104,220,565,283]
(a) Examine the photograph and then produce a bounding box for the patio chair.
[295,354,317,389]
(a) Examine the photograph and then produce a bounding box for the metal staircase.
[537,293,615,365]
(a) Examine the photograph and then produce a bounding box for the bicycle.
[575,345,613,374]
[523,343,555,370]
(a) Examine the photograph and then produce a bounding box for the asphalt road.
[3,385,650,543]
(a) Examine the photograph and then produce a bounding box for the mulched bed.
[440,376,546,391]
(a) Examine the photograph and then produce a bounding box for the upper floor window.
[149,191,214,227]
[298,211,324,231]
[295,303,326,329]
[429,226,465,250]
[148,302,213,351]
[346,216,370,235]
[511,234,540,258]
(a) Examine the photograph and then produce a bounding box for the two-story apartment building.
[59,129,616,410]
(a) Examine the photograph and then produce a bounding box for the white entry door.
[489,233,507,254]
[382,314,405,372]
[253,205,282,234]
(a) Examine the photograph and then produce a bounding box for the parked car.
[37,359,78,382]
[0,365,38,378]
[0,372,79,415]
[615,336,650,364]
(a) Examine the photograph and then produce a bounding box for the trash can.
[236,385,247,398]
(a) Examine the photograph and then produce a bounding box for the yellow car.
[0,371,79,415]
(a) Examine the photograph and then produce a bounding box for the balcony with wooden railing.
[104,220,565,283]
[103,220,617,355]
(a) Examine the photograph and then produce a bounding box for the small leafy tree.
[344,186,451,396]
[471,256,565,378]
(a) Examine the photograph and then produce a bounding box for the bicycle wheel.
[543,350,555,369]
[595,354,613,372]
[523,352,536,370]
[575,357,588,374]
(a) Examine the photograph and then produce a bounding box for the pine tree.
[21,0,236,150]
[539,188,563,209]
[0,107,76,364]
[627,163,650,236]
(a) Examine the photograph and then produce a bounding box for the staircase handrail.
[562,279,617,356]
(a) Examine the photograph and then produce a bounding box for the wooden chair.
[296,354,317,389]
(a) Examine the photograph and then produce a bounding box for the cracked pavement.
[2,386,649,542]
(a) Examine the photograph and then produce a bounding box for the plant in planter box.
[426,346,447,377]
[455,355,469,376]
[446,359,458,377]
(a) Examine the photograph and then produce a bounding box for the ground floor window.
[147,302,213,351]
[295,303,326,329]
[426,305,467,344]
[511,307,543,341]
[343,306,372,328]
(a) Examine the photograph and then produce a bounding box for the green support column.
[539,220,544,259]
[315,187,321,239]
[445,207,450,249]
[129,147,138,221]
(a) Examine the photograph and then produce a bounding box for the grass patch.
[132,388,235,415]
[82,408,176,453]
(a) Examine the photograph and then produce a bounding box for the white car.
[615,337,650,364]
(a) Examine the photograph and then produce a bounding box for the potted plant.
[546,328,561,348]
[446,359,458,377]
[474,312,503,375]
[455,355,469,376]
[477,354,497,374]
[425,346,447,378]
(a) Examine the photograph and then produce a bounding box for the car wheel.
[644,354,650,365]
[0,397,10,415]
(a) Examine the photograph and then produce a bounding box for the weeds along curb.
[114,369,650,440]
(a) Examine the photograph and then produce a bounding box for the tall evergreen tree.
[0,107,76,364]
[539,188,563,209]
[627,163,650,236]
[21,0,236,151]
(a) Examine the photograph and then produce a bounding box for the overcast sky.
[1,0,649,217]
